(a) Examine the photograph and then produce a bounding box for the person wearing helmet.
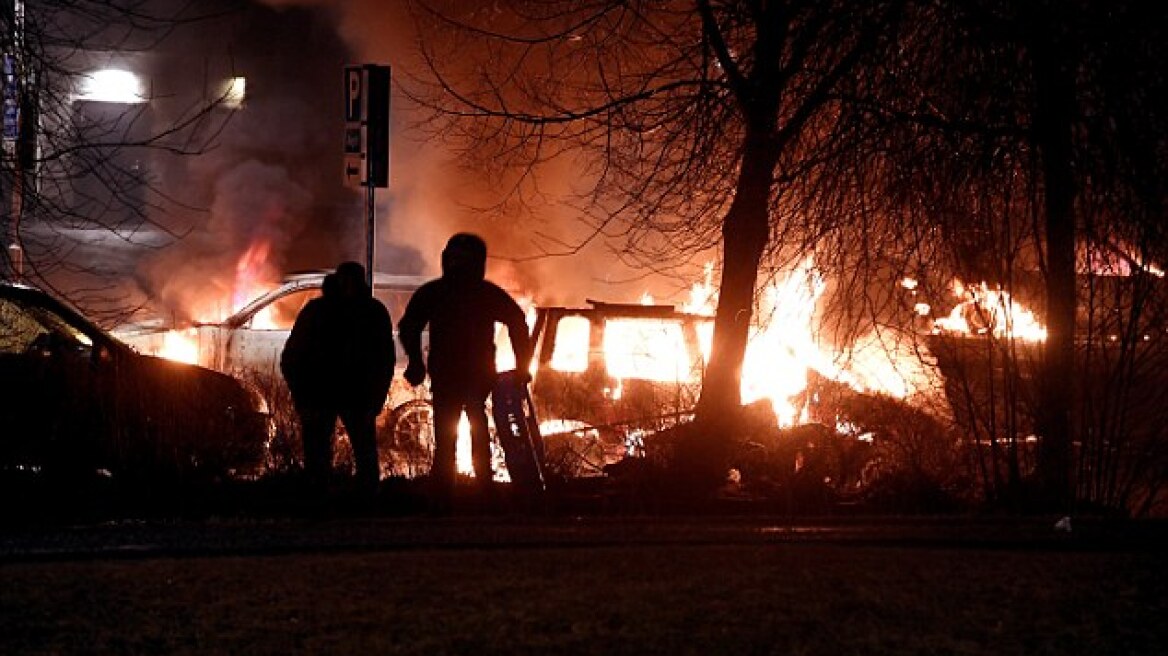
[398,233,532,510]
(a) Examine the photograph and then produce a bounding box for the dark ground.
[3,509,1166,655]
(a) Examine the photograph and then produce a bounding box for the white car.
[116,271,436,478]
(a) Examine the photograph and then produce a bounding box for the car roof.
[221,270,432,327]
[281,270,432,288]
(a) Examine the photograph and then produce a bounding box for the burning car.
[528,300,712,476]
[0,282,268,485]
[115,272,718,480]
[115,271,436,477]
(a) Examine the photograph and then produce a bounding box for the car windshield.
[0,296,94,354]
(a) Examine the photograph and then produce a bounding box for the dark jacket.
[398,277,530,392]
[281,293,395,412]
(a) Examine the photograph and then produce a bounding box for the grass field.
[2,520,1165,655]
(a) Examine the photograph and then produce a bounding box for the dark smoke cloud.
[136,0,426,322]
[248,0,685,306]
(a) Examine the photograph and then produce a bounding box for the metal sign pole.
[344,63,389,293]
[365,181,374,292]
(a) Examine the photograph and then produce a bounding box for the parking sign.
[343,64,390,188]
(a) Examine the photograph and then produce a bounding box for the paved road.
[3,515,1164,563]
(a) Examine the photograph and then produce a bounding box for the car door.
[221,287,322,380]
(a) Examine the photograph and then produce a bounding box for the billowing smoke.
[135,0,424,323]
[126,0,692,325]
[248,0,692,307]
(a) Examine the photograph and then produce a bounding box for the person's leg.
[341,407,380,495]
[429,387,461,511]
[466,382,498,510]
[299,405,336,487]
[466,398,494,485]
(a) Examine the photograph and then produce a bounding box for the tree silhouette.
[1,0,240,319]
[408,0,905,471]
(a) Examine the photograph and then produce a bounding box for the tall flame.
[542,257,968,428]
[147,237,280,363]
[233,238,273,313]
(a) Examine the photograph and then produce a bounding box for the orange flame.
[540,257,955,427]
[157,328,200,365]
[232,238,273,313]
[933,281,1047,342]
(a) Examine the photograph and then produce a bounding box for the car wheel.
[381,400,435,478]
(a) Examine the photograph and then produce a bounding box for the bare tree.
[407,0,905,479]
[2,0,240,319]
[858,0,1168,512]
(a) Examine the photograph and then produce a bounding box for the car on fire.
[115,271,437,477]
[115,275,716,480]
[0,282,268,486]
[528,300,712,476]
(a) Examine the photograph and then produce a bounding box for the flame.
[933,281,1047,342]
[549,315,590,372]
[604,318,697,382]
[541,257,954,428]
[158,328,200,365]
[740,258,831,425]
[456,414,474,476]
[250,305,280,330]
[494,296,540,373]
[146,237,279,364]
[233,238,273,312]
[455,413,513,482]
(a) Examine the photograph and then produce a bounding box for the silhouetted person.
[281,262,395,495]
[398,233,532,510]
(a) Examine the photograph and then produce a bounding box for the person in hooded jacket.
[398,233,532,508]
[281,261,395,494]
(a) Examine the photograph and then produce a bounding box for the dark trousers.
[430,383,493,503]
[299,404,380,491]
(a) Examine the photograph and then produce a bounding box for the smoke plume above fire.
[247,0,680,305]
[121,0,654,326]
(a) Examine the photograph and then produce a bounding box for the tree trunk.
[1031,37,1077,512]
[695,130,777,424]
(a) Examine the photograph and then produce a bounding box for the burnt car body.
[116,280,716,480]
[0,282,268,484]
[529,301,711,475]
[115,272,436,477]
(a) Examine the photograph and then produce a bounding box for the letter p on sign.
[345,67,363,122]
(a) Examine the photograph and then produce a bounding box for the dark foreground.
[2,516,1166,655]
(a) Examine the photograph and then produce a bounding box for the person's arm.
[280,301,320,401]
[497,288,532,379]
[372,300,396,372]
[397,286,431,386]
[368,300,396,407]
